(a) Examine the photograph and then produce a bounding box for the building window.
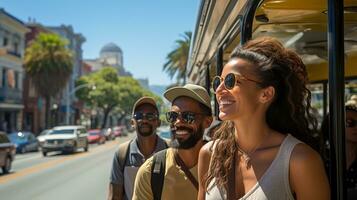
[18,73,23,90]
[14,71,19,89]
[7,69,15,88]
[2,68,7,87]
[0,68,2,87]
[3,37,8,46]
[13,42,19,54]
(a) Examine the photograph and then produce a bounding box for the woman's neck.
[233,118,271,152]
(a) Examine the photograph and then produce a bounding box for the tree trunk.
[118,114,126,125]
[101,108,111,129]
[45,96,51,129]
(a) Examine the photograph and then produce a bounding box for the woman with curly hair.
[197,37,330,200]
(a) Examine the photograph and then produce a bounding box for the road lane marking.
[0,138,127,184]
[13,154,43,163]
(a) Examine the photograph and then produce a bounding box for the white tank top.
[206,134,301,200]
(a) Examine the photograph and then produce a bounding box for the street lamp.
[65,83,96,125]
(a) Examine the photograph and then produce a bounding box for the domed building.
[84,42,131,76]
[100,43,123,67]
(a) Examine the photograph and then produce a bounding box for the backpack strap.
[162,138,170,148]
[115,140,131,199]
[117,140,132,173]
[151,149,168,200]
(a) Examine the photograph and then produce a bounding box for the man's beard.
[171,125,204,149]
[137,123,154,137]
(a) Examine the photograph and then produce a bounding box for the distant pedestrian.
[321,100,357,199]
[107,97,168,200]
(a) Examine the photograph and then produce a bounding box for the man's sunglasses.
[166,111,204,124]
[346,119,356,128]
[212,73,261,92]
[133,112,158,121]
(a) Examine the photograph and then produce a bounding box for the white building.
[0,8,29,132]
[84,43,131,76]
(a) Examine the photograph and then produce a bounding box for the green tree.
[24,33,73,128]
[163,31,192,85]
[76,67,161,128]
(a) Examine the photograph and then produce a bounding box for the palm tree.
[163,31,192,85]
[24,33,73,128]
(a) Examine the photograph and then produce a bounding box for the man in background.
[108,97,168,200]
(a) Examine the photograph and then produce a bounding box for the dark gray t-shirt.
[110,136,168,200]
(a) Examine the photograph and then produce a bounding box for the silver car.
[41,125,89,156]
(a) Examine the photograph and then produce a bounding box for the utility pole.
[65,83,95,125]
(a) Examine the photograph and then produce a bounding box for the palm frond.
[162,31,192,83]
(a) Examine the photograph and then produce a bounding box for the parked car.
[112,126,123,137]
[8,131,40,154]
[0,132,16,174]
[37,129,53,145]
[40,125,89,156]
[119,125,128,137]
[102,128,115,140]
[87,129,106,144]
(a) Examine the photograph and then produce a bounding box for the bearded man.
[132,84,213,200]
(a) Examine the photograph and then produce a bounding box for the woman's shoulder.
[273,133,323,169]
[289,141,326,182]
[290,142,321,163]
[200,140,222,162]
[287,138,330,198]
[201,139,221,154]
[200,140,214,157]
[276,132,319,163]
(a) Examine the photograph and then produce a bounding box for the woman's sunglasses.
[166,111,204,124]
[212,73,261,92]
[133,112,158,121]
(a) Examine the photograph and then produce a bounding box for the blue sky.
[1,0,199,85]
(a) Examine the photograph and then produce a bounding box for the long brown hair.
[206,37,319,190]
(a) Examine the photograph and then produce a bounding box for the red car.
[87,129,106,144]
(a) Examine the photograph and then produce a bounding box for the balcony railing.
[6,50,21,58]
[0,47,22,59]
[0,87,22,103]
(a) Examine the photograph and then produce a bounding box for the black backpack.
[150,149,168,200]
[116,139,168,200]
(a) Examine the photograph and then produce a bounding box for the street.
[0,134,134,200]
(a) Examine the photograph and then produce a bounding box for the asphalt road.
[0,134,134,200]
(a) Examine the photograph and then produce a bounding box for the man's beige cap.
[132,97,158,116]
[164,84,211,110]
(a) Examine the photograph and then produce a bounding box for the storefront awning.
[0,103,24,110]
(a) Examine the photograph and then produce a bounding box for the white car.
[37,129,52,144]
[41,125,89,156]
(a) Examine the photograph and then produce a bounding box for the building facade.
[0,8,29,132]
